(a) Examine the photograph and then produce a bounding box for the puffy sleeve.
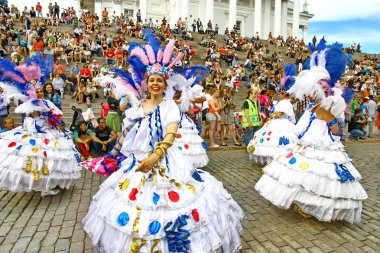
[165,100,181,125]
[123,107,144,130]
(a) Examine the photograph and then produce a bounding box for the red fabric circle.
[168,191,180,202]
[286,152,293,158]
[184,144,189,150]
[191,209,200,222]
[8,142,17,148]
[43,151,47,158]
[177,134,182,139]
[129,188,138,201]
[268,131,272,136]
[43,139,50,145]
[266,138,270,141]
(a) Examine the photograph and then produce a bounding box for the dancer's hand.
[135,153,160,173]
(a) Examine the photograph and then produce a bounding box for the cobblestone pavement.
[0,143,379,253]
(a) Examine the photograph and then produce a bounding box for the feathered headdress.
[97,30,184,107]
[166,66,209,111]
[0,53,54,113]
[276,63,296,93]
[289,41,349,117]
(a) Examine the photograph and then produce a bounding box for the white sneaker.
[41,189,60,197]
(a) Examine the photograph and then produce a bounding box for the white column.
[281,0,288,38]
[74,0,81,17]
[263,0,271,39]
[254,0,262,37]
[228,0,237,30]
[95,0,102,21]
[274,0,282,36]
[206,0,214,26]
[303,26,308,42]
[181,0,189,20]
[292,0,300,38]
[140,0,147,21]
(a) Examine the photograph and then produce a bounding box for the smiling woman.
[81,30,244,253]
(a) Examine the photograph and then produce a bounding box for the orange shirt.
[33,40,44,51]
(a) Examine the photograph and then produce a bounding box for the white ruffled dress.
[255,105,368,223]
[83,100,244,253]
[0,100,81,192]
[248,99,298,164]
[174,111,209,168]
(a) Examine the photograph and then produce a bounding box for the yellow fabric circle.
[299,162,309,170]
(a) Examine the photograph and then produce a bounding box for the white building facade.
[9,0,313,41]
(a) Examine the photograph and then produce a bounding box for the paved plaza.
[0,143,379,253]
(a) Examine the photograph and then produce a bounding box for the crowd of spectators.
[0,1,379,156]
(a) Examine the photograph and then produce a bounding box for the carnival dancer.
[255,42,368,223]
[247,64,298,164]
[82,31,244,252]
[0,53,81,196]
[167,66,209,168]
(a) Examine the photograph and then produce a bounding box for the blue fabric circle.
[262,132,266,136]
[29,139,36,145]
[260,138,264,143]
[149,221,161,235]
[289,157,296,165]
[178,146,183,151]
[117,212,129,226]
[153,192,160,205]
[192,171,204,182]
[16,145,22,150]
[13,132,22,136]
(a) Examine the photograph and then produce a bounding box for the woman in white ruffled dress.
[247,91,297,164]
[0,86,81,196]
[255,43,368,223]
[82,34,243,252]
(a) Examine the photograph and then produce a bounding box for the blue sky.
[303,0,380,54]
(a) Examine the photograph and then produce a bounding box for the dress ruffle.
[174,113,209,168]
[248,118,297,164]
[0,127,81,192]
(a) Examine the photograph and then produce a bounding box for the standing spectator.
[0,117,14,133]
[0,87,9,129]
[207,88,222,148]
[53,2,60,19]
[106,95,122,132]
[74,121,93,160]
[136,9,142,23]
[219,87,240,146]
[36,2,43,18]
[48,2,53,17]
[92,118,118,157]
[52,73,65,98]
[196,18,201,32]
[43,83,62,109]
[366,95,377,138]
[242,88,261,146]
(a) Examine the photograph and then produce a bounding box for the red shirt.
[33,40,44,51]
[36,4,42,11]
[80,68,91,77]
[105,51,115,59]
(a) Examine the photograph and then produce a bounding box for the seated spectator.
[90,60,100,77]
[43,83,62,109]
[85,80,97,105]
[75,80,86,104]
[74,121,93,160]
[349,109,367,140]
[80,64,91,83]
[0,117,15,133]
[105,47,115,66]
[65,72,78,96]
[92,118,118,157]
[52,73,65,98]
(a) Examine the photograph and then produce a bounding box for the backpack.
[100,103,109,118]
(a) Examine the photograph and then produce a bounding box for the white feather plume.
[94,76,140,108]
[288,66,330,100]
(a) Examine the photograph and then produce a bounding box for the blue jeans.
[93,140,116,156]
[244,126,260,147]
[349,129,366,139]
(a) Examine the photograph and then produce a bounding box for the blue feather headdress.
[276,63,296,93]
